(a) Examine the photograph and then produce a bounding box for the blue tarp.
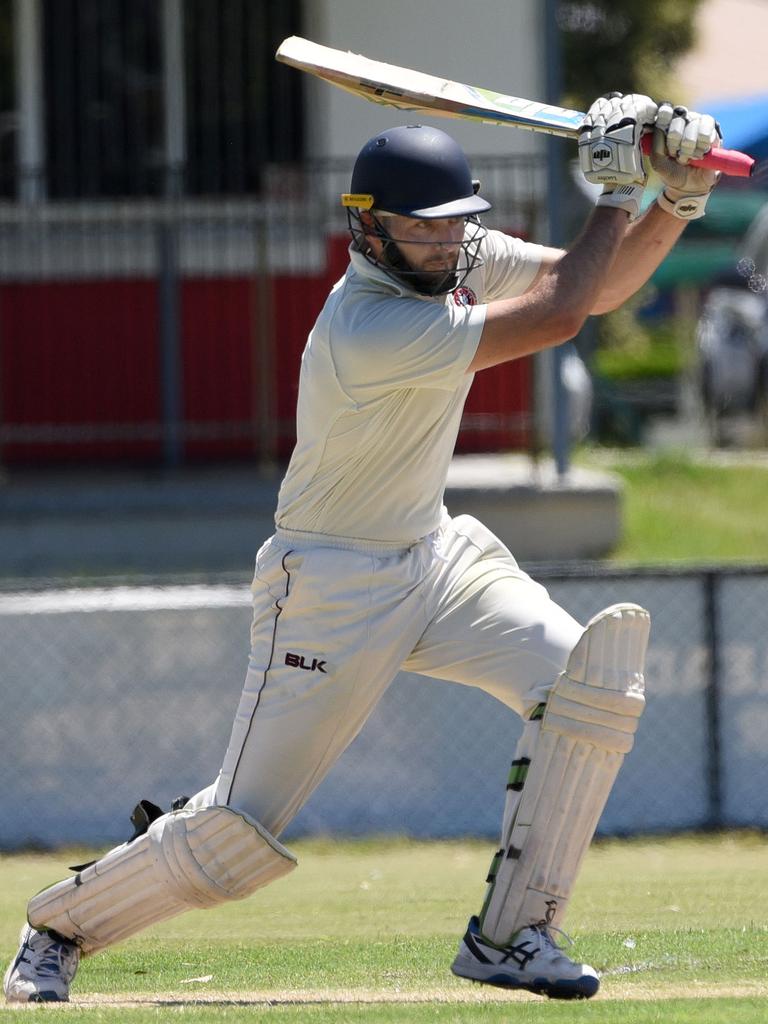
[702,94,768,161]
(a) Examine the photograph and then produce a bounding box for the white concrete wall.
[302,0,546,159]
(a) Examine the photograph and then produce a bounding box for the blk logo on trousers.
[285,652,327,673]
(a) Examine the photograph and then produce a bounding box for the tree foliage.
[560,0,707,108]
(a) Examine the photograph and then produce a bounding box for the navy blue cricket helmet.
[347,124,491,218]
[342,125,490,295]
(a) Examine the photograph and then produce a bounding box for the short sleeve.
[330,294,486,397]
[481,231,546,301]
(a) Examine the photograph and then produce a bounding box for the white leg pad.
[27,805,297,955]
[480,603,649,946]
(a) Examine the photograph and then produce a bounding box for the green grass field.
[1,834,766,1022]
[578,449,768,564]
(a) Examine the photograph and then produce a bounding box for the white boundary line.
[0,585,251,615]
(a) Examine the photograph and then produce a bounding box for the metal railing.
[0,155,547,467]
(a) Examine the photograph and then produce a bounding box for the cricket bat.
[276,36,754,178]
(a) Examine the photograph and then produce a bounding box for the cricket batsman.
[5,93,720,1002]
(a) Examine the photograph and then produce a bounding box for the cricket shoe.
[3,923,80,1003]
[451,915,599,999]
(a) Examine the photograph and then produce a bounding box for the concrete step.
[0,455,621,577]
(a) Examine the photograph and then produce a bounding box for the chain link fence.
[1,565,766,850]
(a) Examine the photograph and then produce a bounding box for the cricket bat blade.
[276,36,755,178]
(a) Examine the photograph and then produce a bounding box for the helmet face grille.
[349,125,491,219]
[347,208,488,296]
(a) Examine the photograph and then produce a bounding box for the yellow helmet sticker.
[341,193,374,209]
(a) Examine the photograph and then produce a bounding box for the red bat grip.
[640,133,754,178]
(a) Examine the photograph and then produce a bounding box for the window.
[0,0,15,197]
[183,0,303,195]
[43,0,164,198]
[40,0,304,199]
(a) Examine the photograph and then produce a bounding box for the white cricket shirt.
[275,229,544,544]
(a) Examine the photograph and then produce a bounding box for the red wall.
[0,235,531,465]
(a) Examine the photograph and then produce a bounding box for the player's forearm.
[470,208,628,372]
[590,201,687,314]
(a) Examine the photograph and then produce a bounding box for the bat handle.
[640,133,755,178]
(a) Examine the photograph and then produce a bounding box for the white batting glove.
[579,93,658,220]
[652,102,722,219]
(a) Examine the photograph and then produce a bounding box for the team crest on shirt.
[453,286,478,307]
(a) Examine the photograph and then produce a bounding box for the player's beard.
[381,241,460,296]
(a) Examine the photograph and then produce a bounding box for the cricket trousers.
[187,513,583,837]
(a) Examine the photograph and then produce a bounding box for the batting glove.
[579,92,659,221]
[652,102,722,220]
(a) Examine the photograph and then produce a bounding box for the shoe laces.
[26,933,78,980]
[529,922,574,955]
